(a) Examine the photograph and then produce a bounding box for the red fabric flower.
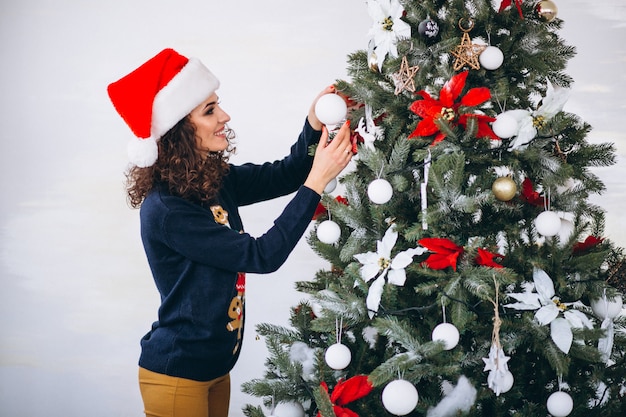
[573,236,604,254]
[408,71,497,144]
[521,178,543,206]
[317,375,373,417]
[475,248,505,269]
[418,237,464,271]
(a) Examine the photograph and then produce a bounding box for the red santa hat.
[107,48,220,167]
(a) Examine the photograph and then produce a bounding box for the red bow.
[317,375,373,417]
[418,238,464,271]
[475,248,505,269]
[499,0,524,19]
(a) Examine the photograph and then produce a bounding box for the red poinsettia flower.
[418,237,464,271]
[521,178,543,206]
[317,375,373,417]
[312,196,350,220]
[573,236,604,254]
[475,248,505,269]
[408,71,497,144]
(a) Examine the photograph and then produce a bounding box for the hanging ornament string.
[421,150,431,230]
[491,276,503,353]
[335,316,343,344]
[441,301,447,324]
[543,187,551,211]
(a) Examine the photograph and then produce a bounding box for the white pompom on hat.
[107,48,220,167]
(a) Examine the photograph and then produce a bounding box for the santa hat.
[107,48,220,167]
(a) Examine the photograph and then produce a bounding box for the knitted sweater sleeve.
[143,185,320,274]
[227,118,321,206]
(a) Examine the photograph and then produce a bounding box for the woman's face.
[189,92,231,153]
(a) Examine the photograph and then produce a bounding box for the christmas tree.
[243,1,626,416]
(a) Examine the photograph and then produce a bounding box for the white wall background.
[0,1,624,416]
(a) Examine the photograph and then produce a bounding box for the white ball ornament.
[500,371,514,393]
[272,401,305,417]
[556,219,574,247]
[591,295,623,320]
[317,220,341,244]
[367,178,393,204]
[535,211,562,237]
[546,391,573,417]
[314,93,348,127]
[431,322,460,350]
[479,46,504,70]
[324,177,338,194]
[324,343,351,370]
[382,379,419,416]
[492,113,518,139]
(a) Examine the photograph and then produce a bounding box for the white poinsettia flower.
[354,225,426,318]
[505,268,592,353]
[504,81,570,151]
[367,0,411,71]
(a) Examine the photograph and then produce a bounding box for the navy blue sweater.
[138,119,322,381]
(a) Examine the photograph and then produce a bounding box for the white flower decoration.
[502,81,570,151]
[505,268,593,353]
[367,0,411,71]
[354,225,426,318]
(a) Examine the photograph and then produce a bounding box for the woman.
[107,48,353,417]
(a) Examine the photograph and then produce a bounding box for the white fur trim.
[128,136,158,167]
[151,58,220,139]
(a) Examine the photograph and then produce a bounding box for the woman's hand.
[304,120,354,195]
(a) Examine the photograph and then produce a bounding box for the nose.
[219,107,231,123]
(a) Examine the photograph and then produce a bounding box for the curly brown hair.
[125,116,235,208]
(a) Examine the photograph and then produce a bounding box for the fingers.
[324,120,351,150]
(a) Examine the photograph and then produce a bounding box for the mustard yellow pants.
[138,367,230,417]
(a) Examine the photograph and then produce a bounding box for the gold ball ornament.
[492,177,517,201]
[535,0,558,23]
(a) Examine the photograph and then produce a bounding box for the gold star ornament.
[391,56,419,95]
[450,19,486,71]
